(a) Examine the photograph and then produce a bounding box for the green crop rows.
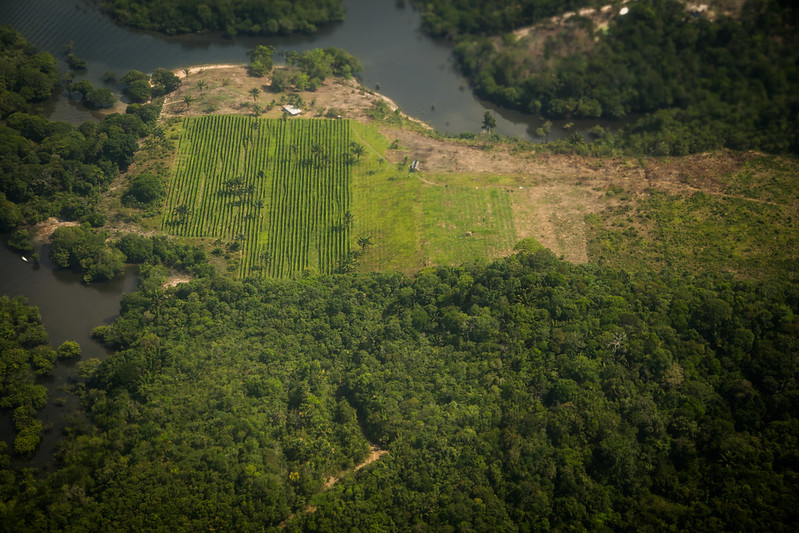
[163,116,351,277]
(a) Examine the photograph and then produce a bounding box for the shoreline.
[173,63,245,79]
[163,63,433,129]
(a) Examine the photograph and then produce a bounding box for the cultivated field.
[162,115,352,277]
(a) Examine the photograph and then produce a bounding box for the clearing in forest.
[162,115,523,277]
[163,115,351,277]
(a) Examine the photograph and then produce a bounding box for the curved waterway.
[0,0,604,139]
[0,242,137,470]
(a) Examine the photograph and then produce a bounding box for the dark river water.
[0,241,137,468]
[0,0,604,139]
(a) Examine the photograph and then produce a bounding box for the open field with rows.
[162,115,524,277]
[162,116,351,277]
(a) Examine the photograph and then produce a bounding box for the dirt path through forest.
[278,444,387,528]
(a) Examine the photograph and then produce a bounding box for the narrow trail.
[278,443,388,528]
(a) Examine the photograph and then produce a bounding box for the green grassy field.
[349,122,520,272]
[586,156,799,280]
[163,117,523,277]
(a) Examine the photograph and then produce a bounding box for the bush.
[123,173,165,207]
[8,228,33,252]
[57,340,81,360]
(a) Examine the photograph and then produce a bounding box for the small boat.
[21,256,28,262]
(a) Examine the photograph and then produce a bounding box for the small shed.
[282,105,302,116]
[410,160,420,172]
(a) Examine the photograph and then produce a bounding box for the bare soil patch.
[161,65,425,126]
[32,218,80,244]
[163,274,192,289]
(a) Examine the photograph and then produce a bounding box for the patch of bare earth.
[161,65,428,127]
[32,218,80,244]
[163,274,192,289]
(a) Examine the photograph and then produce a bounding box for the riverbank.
[161,64,433,129]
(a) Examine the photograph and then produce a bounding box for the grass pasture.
[349,122,520,271]
[163,115,351,277]
[586,156,799,280]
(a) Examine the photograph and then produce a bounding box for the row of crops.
[163,115,351,277]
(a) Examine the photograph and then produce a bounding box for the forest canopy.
[2,250,797,530]
[99,0,345,36]
[433,0,799,155]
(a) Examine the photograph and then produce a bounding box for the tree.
[121,70,152,102]
[87,87,116,109]
[481,111,497,133]
[151,68,181,96]
[357,235,373,252]
[57,340,81,360]
[0,193,23,231]
[535,120,553,142]
[248,45,276,77]
[174,204,191,223]
[350,142,365,160]
[123,173,165,207]
[182,68,190,80]
[250,87,260,105]
[270,69,291,92]
[183,94,194,111]
[196,80,206,92]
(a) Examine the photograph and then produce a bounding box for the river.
[0,0,603,139]
[0,241,137,469]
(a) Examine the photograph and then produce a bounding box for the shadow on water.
[0,239,137,471]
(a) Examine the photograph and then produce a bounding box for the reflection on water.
[0,0,614,139]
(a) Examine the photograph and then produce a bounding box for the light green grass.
[349,122,520,272]
[163,117,523,277]
[586,156,799,280]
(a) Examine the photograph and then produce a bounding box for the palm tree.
[350,142,365,160]
[357,235,373,252]
[249,87,260,105]
[174,204,191,224]
[182,68,190,80]
[183,94,194,111]
[196,80,206,92]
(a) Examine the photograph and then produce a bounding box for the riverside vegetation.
[1,13,798,533]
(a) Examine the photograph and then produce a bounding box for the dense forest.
[98,0,345,36]
[423,0,799,155]
[416,0,596,36]
[2,247,798,530]
[1,15,798,533]
[0,296,57,455]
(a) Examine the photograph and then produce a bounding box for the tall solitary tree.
[482,111,497,133]
[248,45,276,77]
